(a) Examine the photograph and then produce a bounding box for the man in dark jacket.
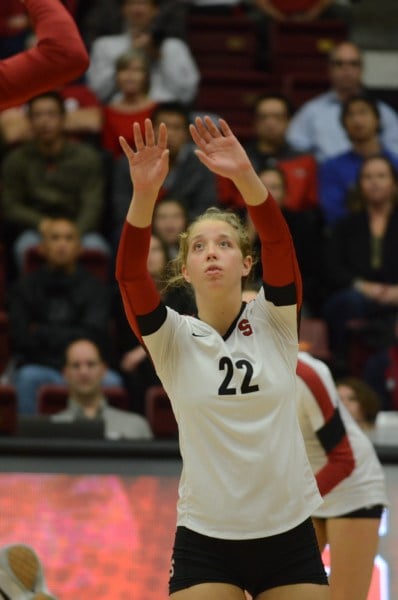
[9,216,121,414]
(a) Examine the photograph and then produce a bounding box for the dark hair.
[348,154,398,212]
[152,102,190,128]
[27,90,66,116]
[254,93,295,119]
[340,94,380,130]
[336,376,381,424]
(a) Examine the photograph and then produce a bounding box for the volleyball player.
[297,350,388,600]
[116,116,329,599]
[0,0,88,111]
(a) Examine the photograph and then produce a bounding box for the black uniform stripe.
[316,409,347,453]
[263,281,297,306]
[137,302,167,336]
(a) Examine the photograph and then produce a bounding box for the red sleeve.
[115,221,161,343]
[247,194,302,309]
[297,359,356,497]
[0,0,89,111]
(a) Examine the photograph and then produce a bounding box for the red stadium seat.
[145,386,178,438]
[269,20,348,77]
[187,14,259,70]
[0,384,17,435]
[299,317,332,363]
[37,384,129,415]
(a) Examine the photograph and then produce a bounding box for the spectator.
[111,102,219,245]
[153,197,188,258]
[0,0,89,111]
[115,232,195,414]
[320,95,398,226]
[52,339,153,440]
[1,91,109,272]
[322,155,398,373]
[362,316,398,412]
[250,166,324,315]
[77,0,187,50]
[336,375,381,430]
[86,0,199,105]
[9,217,121,415]
[244,93,319,211]
[101,48,157,158]
[287,41,398,162]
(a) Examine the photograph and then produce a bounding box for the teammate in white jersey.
[297,351,388,600]
[116,117,329,599]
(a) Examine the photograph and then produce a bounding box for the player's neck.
[197,295,243,336]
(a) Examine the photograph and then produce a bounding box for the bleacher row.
[188,14,348,140]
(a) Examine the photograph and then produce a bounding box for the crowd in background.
[1,0,398,427]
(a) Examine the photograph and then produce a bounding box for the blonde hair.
[163,207,255,292]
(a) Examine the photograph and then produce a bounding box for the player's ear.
[182,264,191,284]
[242,255,252,277]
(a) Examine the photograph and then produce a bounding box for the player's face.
[63,341,106,399]
[182,220,252,294]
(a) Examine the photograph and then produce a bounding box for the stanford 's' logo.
[238,319,253,336]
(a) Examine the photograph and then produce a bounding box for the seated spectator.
[9,217,121,415]
[336,376,381,430]
[153,196,188,258]
[1,91,109,272]
[244,93,319,211]
[115,232,195,414]
[78,0,187,50]
[322,155,398,373]
[249,166,324,315]
[362,316,398,411]
[320,95,398,226]
[111,102,219,246]
[87,0,199,105]
[287,41,398,162]
[52,339,153,440]
[101,48,157,158]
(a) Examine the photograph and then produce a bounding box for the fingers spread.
[157,122,168,150]
[144,118,155,146]
[203,115,221,137]
[119,136,134,157]
[133,122,145,151]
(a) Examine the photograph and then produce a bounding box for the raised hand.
[119,119,169,195]
[189,116,252,181]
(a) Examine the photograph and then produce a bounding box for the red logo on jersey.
[238,319,253,336]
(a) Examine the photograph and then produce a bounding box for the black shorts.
[169,518,328,596]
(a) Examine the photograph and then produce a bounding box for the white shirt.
[143,289,322,539]
[297,351,388,517]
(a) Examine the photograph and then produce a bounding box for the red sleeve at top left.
[247,194,302,310]
[297,359,356,497]
[116,221,162,343]
[0,0,89,111]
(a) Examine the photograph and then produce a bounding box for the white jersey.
[143,288,322,539]
[297,352,388,518]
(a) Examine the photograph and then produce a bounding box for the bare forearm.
[231,167,269,207]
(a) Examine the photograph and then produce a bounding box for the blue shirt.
[319,148,398,225]
[287,90,398,162]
